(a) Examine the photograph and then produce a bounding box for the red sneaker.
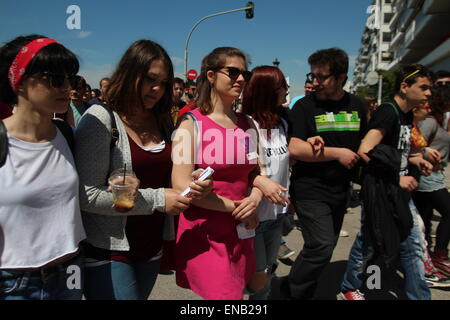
[432,250,450,277]
[424,256,436,276]
[338,290,365,300]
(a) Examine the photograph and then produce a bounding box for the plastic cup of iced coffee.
[108,168,140,213]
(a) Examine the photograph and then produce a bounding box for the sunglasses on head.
[210,66,252,82]
[35,72,78,89]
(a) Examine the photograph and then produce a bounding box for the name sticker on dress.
[246,152,259,161]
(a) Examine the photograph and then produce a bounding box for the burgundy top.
[84,134,172,264]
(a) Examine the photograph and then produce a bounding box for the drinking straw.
[123,164,126,184]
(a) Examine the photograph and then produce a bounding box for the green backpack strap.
[0,119,8,168]
[385,102,401,126]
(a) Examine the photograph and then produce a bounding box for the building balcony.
[390,30,404,48]
[358,57,369,65]
[381,51,393,62]
[383,3,393,14]
[419,37,450,68]
[396,8,415,32]
[388,9,399,29]
[362,31,371,44]
[387,57,400,71]
[407,0,421,9]
[407,12,450,50]
[422,0,450,14]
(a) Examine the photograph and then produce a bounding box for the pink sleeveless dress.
[175,109,257,300]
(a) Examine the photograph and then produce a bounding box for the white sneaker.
[278,244,295,260]
[340,230,349,237]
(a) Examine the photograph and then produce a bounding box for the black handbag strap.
[99,103,119,151]
[0,120,8,168]
[52,119,74,152]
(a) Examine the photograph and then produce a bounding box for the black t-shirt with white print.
[288,92,367,205]
[367,101,413,176]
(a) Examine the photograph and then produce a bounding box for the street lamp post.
[273,58,280,68]
[376,0,383,105]
[184,2,254,81]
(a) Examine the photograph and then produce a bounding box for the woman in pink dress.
[171,47,262,300]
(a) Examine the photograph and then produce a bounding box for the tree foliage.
[354,69,399,102]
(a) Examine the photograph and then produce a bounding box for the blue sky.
[1,0,370,98]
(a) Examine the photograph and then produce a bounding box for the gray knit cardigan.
[74,104,173,251]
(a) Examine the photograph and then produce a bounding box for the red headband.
[8,38,60,93]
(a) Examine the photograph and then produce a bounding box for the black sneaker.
[268,276,292,300]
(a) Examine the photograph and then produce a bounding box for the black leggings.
[412,188,450,252]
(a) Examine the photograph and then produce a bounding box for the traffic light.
[245,2,254,19]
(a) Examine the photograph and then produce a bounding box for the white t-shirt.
[251,118,290,221]
[0,128,86,268]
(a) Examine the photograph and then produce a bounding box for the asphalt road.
[149,169,450,301]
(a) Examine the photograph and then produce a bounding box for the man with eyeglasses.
[269,48,367,300]
[434,70,450,132]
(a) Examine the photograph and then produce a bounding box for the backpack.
[0,119,74,168]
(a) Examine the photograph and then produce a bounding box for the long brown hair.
[105,39,174,124]
[429,84,450,126]
[241,65,287,139]
[196,47,249,114]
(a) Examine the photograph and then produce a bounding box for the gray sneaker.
[278,243,295,260]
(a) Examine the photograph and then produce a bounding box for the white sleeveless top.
[0,128,86,268]
[251,117,290,222]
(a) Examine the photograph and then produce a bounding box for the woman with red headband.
[0,35,86,300]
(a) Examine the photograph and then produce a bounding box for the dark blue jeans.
[0,252,84,300]
[83,259,161,300]
[341,201,431,300]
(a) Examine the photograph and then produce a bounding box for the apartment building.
[352,0,450,91]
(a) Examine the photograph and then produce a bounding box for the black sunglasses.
[306,72,334,83]
[435,81,449,87]
[36,72,78,89]
[211,66,252,82]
